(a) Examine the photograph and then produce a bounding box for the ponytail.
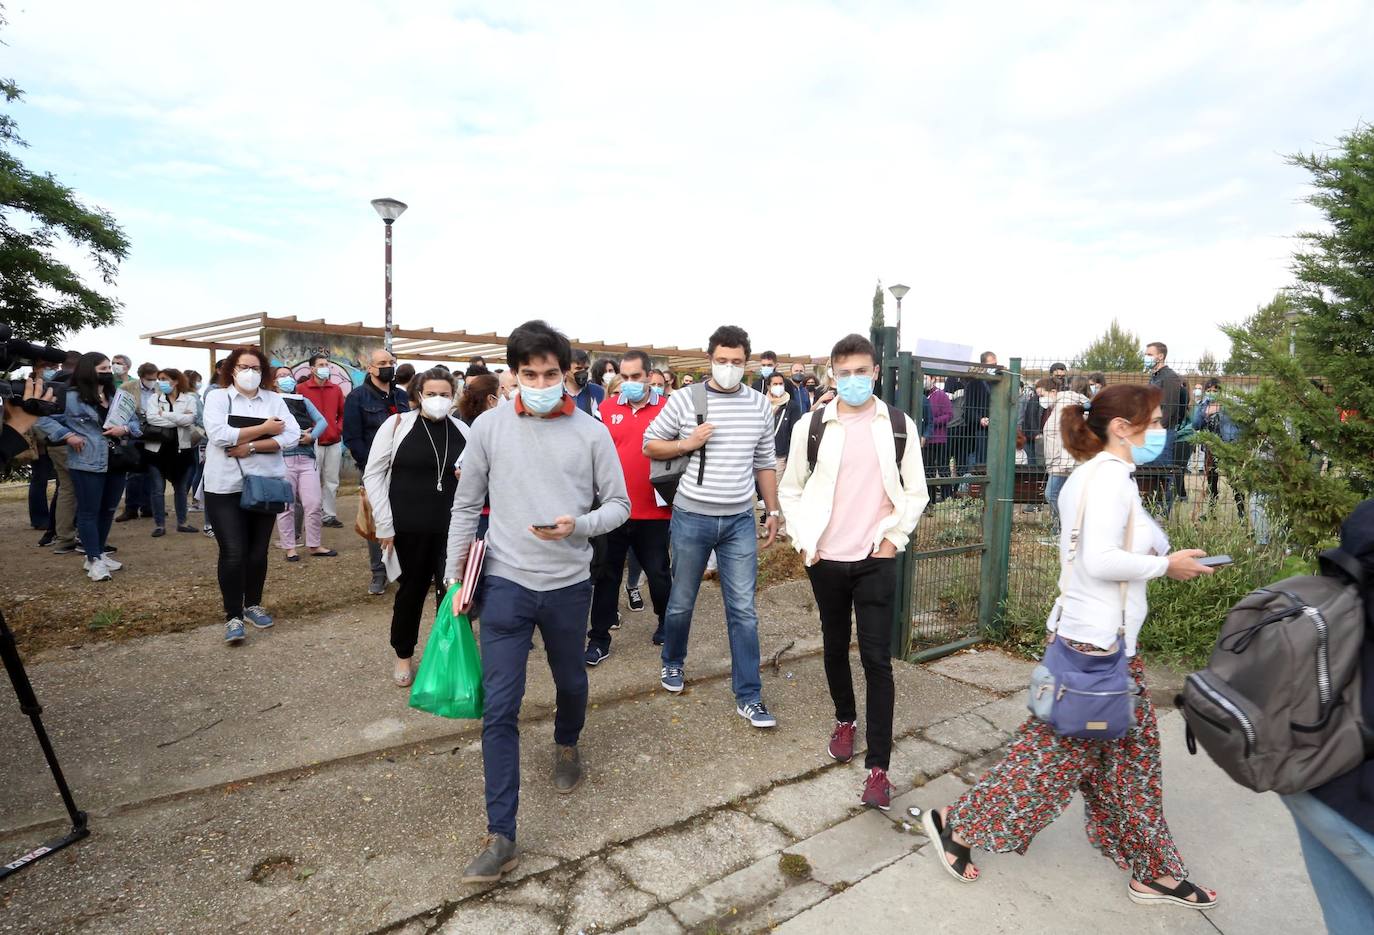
[1060,384,1161,462]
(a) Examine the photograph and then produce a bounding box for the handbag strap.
[1051,458,1134,639]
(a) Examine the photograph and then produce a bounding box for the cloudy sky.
[7,0,1374,371]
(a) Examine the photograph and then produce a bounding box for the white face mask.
[235,369,262,392]
[768,384,787,398]
[421,396,452,420]
[1039,396,1053,410]
[602,371,615,386]
[711,362,745,390]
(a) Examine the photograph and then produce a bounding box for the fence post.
[977,359,1019,638]
[889,350,916,658]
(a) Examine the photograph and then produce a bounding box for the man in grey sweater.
[446,320,629,885]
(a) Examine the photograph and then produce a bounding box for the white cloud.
[8,0,1374,373]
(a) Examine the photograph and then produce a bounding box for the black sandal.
[921,809,978,884]
[1128,878,1218,910]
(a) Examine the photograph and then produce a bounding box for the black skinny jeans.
[204,492,276,621]
[588,518,671,649]
[391,529,447,659]
[805,556,898,770]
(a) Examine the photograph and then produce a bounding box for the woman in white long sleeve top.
[145,367,201,536]
[924,383,1221,911]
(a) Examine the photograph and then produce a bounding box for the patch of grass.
[778,852,811,880]
[757,542,805,589]
[87,608,124,631]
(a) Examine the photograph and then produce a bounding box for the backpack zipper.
[1302,605,1333,711]
[1188,673,1255,757]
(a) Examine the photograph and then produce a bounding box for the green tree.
[1223,293,1295,374]
[1196,349,1218,375]
[1,16,129,346]
[1071,318,1144,372]
[1212,124,1374,550]
[870,282,884,332]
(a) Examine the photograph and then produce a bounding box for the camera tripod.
[0,608,88,880]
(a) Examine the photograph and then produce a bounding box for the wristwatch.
[766,510,781,518]
[247,442,257,455]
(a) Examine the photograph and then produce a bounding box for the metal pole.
[383,219,395,353]
[895,296,903,347]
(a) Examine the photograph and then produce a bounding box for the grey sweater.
[445,401,630,591]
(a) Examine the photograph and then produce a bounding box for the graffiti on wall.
[262,327,384,395]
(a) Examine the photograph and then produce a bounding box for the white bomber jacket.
[777,398,929,565]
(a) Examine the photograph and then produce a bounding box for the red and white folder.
[457,539,486,614]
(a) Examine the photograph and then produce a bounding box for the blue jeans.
[145,464,166,525]
[478,575,593,841]
[1045,473,1067,534]
[28,452,54,528]
[1145,428,1178,515]
[70,468,127,558]
[1283,792,1374,933]
[661,508,763,706]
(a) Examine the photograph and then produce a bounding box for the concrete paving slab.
[927,648,1030,693]
[611,908,683,934]
[970,695,1033,735]
[606,809,789,903]
[727,881,833,934]
[779,713,1320,935]
[922,712,1007,757]
[563,858,660,934]
[885,736,964,787]
[437,902,559,934]
[747,763,865,839]
[885,772,972,831]
[784,809,919,886]
[667,851,795,928]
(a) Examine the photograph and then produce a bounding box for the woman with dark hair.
[594,357,619,389]
[457,373,499,425]
[364,367,469,686]
[145,367,201,536]
[202,346,300,644]
[35,352,143,581]
[923,384,1219,910]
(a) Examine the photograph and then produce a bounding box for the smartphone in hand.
[1197,555,1233,568]
[532,523,559,530]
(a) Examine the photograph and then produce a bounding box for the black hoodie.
[1311,499,1374,833]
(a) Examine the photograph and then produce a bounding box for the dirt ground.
[1,482,808,658]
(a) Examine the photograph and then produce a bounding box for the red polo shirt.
[599,394,672,520]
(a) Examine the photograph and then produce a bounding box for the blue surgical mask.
[1142,353,1155,371]
[42,368,57,381]
[278,377,297,393]
[759,365,774,378]
[1130,428,1167,465]
[519,381,564,414]
[314,366,330,381]
[619,380,647,403]
[836,374,874,407]
[157,380,173,395]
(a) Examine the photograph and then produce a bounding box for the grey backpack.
[1177,549,1373,794]
[648,382,708,507]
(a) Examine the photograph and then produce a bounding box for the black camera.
[0,322,69,416]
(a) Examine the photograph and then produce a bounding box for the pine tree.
[871,282,884,332]
[1196,350,1219,375]
[1071,319,1144,372]
[1223,293,1295,374]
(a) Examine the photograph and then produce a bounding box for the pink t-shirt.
[815,406,895,562]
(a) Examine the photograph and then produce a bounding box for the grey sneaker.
[459,833,519,884]
[553,745,583,794]
[368,572,387,595]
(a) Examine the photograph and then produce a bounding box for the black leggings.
[391,530,447,658]
[204,492,277,621]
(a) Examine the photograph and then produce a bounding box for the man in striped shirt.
[644,325,781,728]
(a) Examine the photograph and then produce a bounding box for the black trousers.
[1203,448,1245,519]
[805,556,898,770]
[588,518,671,649]
[923,440,950,502]
[391,529,447,659]
[204,492,276,621]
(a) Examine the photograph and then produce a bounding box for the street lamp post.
[1284,308,1301,358]
[888,283,910,344]
[370,197,408,353]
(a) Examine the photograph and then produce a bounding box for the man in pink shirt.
[778,334,928,810]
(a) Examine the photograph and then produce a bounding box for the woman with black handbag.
[144,367,201,537]
[202,346,300,645]
[922,384,1221,911]
[34,352,143,582]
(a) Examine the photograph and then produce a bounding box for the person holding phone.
[923,383,1221,912]
[202,346,300,645]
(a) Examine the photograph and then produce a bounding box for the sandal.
[1127,878,1218,910]
[921,808,978,884]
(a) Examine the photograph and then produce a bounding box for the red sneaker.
[827,720,856,762]
[862,767,894,811]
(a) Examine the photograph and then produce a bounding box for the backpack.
[648,382,708,506]
[806,401,909,473]
[1177,548,1373,794]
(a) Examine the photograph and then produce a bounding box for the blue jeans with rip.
[660,508,763,706]
[478,575,593,842]
[1283,792,1374,933]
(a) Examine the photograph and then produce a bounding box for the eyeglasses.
[235,365,262,373]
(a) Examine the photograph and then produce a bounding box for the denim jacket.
[1190,397,1240,443]
[37,389,143,473]
[342,381,409,469]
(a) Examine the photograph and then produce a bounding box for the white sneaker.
[84,558,112,582]
[100,553,123,571]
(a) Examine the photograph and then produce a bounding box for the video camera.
[0,322,69,417]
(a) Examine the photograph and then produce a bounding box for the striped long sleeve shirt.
[644,383,776,516]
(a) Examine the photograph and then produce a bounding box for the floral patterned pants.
[945,656,1188,883]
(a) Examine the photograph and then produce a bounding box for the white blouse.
[1049,451,1171,656]
[202,386,301,495]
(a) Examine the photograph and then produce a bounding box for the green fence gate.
[872,327,1019,662]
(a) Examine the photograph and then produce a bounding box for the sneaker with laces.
[224,618,246,644]
[100,553,122,571]
[828,720,857,762]
[660,665,684,693]
[84,558,111,582]
[243,606,274,629]
[52,541,79,555]
[861,767,895,810]
[610,612,621,631]
[584,644,610,667]
[626,586,645,612]
[460,833,519,884]
[737,701,777,728]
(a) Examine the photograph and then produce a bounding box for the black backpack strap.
[1318,547,1365,586]
[885,401,908,465]
[806,409,827,474]
[692,382,708,486]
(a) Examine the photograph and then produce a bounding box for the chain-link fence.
[1001,357,1284,635]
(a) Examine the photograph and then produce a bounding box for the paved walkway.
[0,584,1320,934]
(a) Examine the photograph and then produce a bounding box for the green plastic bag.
[409,583,484,719]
